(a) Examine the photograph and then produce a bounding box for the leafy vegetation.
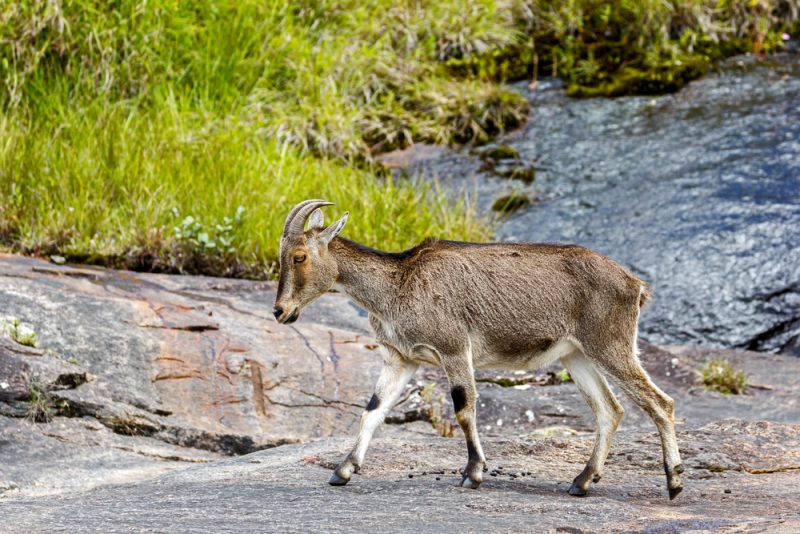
[700,358,749,394]
[0,1,796,276]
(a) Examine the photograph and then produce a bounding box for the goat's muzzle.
[273,306,300,324]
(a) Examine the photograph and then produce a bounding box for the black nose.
[273,307,283,320]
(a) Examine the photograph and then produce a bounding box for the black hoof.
[329,472,350,486]
[666,463,684,499]
[568,482,588,496]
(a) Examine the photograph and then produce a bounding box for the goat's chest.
[369,315,442,367]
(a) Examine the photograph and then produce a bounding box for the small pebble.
[408,474,413,479]
[435,477,441,481]
[724,489,731,494]
[490,472,498,477]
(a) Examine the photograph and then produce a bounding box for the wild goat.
[273,199,684,499]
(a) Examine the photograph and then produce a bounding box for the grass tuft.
[26,378,52,423]
[699,358,749,394]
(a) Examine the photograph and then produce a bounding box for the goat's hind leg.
[593,343,684,500]
[561,350,624,497]
[330,346,418,486]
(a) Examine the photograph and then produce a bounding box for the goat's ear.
[308,208,324,230]
[319,212,348,245]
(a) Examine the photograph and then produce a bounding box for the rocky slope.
[1,254,799,531]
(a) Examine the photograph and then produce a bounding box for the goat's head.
[273,199,348,324]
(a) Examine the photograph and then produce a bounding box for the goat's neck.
[329,237,398,320]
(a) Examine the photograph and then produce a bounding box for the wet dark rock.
[404,50,800,356]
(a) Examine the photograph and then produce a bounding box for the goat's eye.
[293,254,306,264]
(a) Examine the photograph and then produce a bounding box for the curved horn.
[282,199,334,238]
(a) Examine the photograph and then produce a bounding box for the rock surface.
[2,254,800,531]
[2,420,799,532]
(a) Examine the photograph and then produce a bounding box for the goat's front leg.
[441,355,486,489]
[329,346,417,486]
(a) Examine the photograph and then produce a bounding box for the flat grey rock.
[1,420,799,532]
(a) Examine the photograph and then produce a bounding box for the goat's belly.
[473,338,579,371]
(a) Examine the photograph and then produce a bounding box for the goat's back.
[391,240,646,352]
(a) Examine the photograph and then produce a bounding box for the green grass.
[700,359,749,394]
[0,102,489,277]
[0,1,796,276]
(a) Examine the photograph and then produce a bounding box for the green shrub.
[700,359,748,394]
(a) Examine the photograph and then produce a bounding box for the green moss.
[476,144,520,161]
[567,55,712,97]
[492,193,531,214]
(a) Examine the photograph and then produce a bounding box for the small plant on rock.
[173,206,246,255]
[0,316,38,347]
[419,383,456,438]
[555,368,572,383]
[26,379,52,423]
[699,359,748,394]
[165,206,251,276]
